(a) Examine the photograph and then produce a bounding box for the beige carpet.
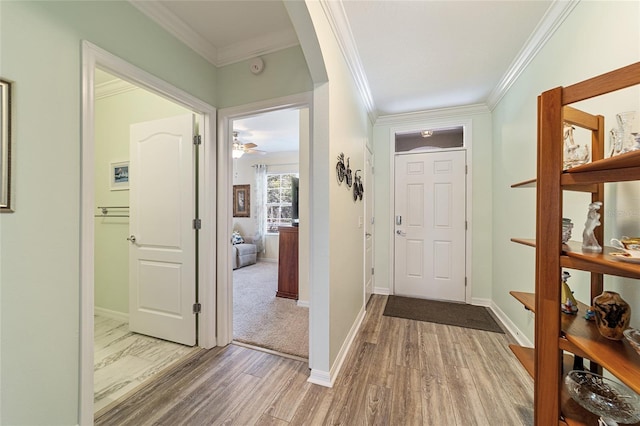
[233,261,309,358]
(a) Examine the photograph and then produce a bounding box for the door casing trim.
[388,118,473,304]
[80,41,217,424]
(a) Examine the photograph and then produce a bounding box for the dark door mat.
[383,295,505,334]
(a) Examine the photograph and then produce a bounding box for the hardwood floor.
[95,295,533,425]
[94,314,199,413]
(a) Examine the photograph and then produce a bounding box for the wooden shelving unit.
[510,62,640,425]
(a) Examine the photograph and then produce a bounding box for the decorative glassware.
[565,370,640,425]
[562,217,573,244]
[563,123,590,169]
[593,291,630,340]
[582,201,603,253]
[610,111,639,156]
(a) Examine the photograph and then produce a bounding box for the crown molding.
[95,78,137,100]
[129,1,300,68]
[375,104,490,126]
[319,0,377,123]
[129,1,220,66]
[486,0,580,110]
[216,28,300,67]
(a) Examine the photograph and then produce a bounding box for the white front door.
[129,114,197,346]
[394,150,466,302]
[364,147,374,304]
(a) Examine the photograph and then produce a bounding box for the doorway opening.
[217,94,312,362]
[80,41,217,424]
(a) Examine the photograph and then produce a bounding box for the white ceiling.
[124,0,576,151]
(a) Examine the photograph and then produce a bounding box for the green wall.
[491,0,640,344]
[94,84,191,315]
[216,46,313,108]
[0,1,217,424]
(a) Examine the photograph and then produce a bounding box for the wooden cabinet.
[277,226,298,300]
[510,62,640,425]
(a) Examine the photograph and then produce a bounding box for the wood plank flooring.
[94,314,199,413]
[95,295,533,425]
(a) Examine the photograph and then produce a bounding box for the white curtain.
[254,164,268,253]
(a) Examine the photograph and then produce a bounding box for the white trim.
[80,41,217,425]
[376,104,489,126]
[374,287,391,296]
[217,93,313,349]
[489,301,534,348]
[319,0,376,123]
[485,0,579,110]
[128,1,219,66]
[308,305,366,388]
[388,118,473,304]
[95,78,137,100]
[471,297,492,307]
[94,307,129,323]
[297,300,310,308]
[128,0,300,67]
[217,28,300,67]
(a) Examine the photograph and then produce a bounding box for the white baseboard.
[258,257,278,263]
[94,306,129,323]
[297,300,309,308]
[488,300,533,347]
[307,305,366,388]
[373,287,390,295]
[471,297,492,307]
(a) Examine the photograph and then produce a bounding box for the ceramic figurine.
[593,291,631,340]
[582,201,603,253]
[561,271,578,315]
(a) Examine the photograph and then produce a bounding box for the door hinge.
[465,221,468,230]
[193,218,202,230]
[465,165,468,174]
[465,277,468,287]
[193,303,202,314]
[193,134,202,145]
[371,267,375,275]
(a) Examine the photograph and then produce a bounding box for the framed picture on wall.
[110,161,129,191]
[233,184,250,217]
[1,78,12,212]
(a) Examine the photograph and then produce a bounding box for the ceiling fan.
[232,131,265,158]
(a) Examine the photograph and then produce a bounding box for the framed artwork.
[110,161,129,191]
[233,184,250,217]
[1,78,12,212]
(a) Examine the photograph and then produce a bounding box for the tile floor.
[94,314,198,413]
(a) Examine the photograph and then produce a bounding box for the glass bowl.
[564,370,640,423]
[625,328,640,356]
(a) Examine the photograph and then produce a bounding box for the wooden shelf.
[512,62,640,425]
[509,239,640,280]
[510,344,534,378]
[511,178,536,188]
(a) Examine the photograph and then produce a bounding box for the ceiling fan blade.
[243,142,258,149]
[246,149,266,155]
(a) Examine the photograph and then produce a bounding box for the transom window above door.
[395,126,464,153]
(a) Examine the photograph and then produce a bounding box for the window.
[266,173,298,233]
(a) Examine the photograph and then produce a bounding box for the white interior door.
[394,150,466,302]
[364,147,374,304]
[129,114,196,346]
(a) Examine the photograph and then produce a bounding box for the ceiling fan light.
[232,148,244,159]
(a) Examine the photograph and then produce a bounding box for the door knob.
[127,235,136,243]
[365,232,372,237]
[396,230,406,236]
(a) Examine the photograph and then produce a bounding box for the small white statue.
[582,201,603,253]
[563,124,589,170]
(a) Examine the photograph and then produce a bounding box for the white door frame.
[217,93,312,348]
[389,118,473,304]
[80,41,217,425]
